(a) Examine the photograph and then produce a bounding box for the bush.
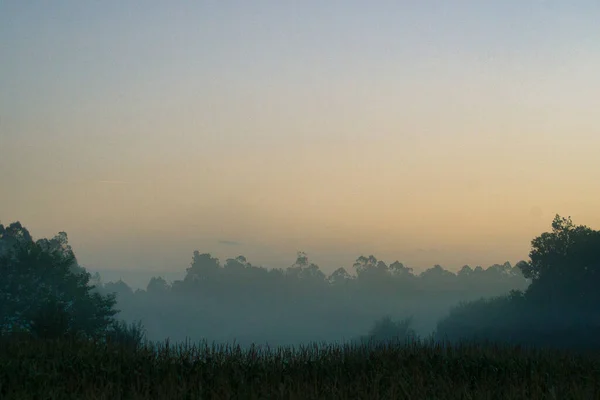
[356,315,417,346]
[436,291,600,351]
[105,319,147,350]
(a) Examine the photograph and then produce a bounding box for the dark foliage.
[0,222,139,345]
[437,215,600,351]
[2,214,600,397]
[2,336,599,399]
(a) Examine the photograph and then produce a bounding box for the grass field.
[1,335,599,400]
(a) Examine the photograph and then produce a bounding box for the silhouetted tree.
[437,215,600,350]
[457,265,473,277]
[486,262,512,276]
[519,215,600,308]
[389,261,413,278]
[353,255,378,275]
[327,267,353,285]
[353,255,391,283]
[419,265,456,288]
[104,279,134,301]
[0,223,118,339]
[146,276,170,294]
[287,251,326,282]
[0,222,33,258]
[224,256,250,273]
[185,251,220,282]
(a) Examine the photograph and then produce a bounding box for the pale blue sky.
[2,1,600,274]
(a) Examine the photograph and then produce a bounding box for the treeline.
[1,215,599,351]
[89,248,528,348]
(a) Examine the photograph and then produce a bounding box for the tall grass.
[1,334,599,399]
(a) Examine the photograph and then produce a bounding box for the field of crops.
[1,336,599,399]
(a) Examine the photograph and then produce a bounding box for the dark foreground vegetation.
[1,214,600,398]
[3,334,600,400]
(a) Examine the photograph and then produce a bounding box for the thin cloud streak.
[97,180,130,185]
[219,240,242,246]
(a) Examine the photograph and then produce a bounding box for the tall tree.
[0,223,118,339]
[287,252,326,282]
[185,251,220,281]
[519,215,600,308]
[328,267,353,285]
[146,276,170,294]
[389,261,414,278]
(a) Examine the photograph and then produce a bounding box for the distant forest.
[1,215,599,351]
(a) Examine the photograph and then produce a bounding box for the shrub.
[356,315,417,346]
[105,319,147,350]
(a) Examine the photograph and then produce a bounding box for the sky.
[2,1,600,278]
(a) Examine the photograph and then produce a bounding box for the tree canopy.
[0,222,119,339]
[437,214,600,349]
[518,215,600,308]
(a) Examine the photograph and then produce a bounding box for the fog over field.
[2,1,600,352]
[86,250,530,347]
